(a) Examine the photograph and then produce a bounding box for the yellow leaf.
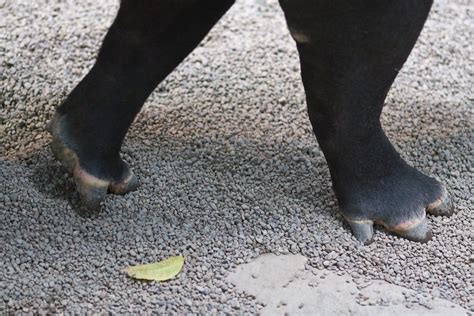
[125,256,185,281]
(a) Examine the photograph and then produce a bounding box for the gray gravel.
[1,0,473,314]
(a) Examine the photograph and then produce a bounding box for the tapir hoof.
[346,215,433,245]
[48,113,139,209]
[339,171,454,244]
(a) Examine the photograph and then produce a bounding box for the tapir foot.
[337,166,453,244]
[47,114,139,209]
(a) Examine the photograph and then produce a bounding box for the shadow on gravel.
[23,110,470,224]
[27,149,103,218]
[24,134,334,221]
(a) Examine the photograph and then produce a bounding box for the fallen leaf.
[125,256,185,281]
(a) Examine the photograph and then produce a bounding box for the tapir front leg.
[49,0,234,209]
[279,0,453,243]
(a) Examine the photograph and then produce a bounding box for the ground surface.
[1,0,473,314]
[227,254,468,315]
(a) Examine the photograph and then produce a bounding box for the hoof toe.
[73,167,108,210]
[387,216,432,243]
[109,171,139,195]
[77,183,108,210]
[346,219,374,245]
[426,187,453,216]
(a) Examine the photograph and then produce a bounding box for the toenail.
[389,215,426,232]
[386,216,432,243]
[73,166,109,187]
[426,186,453,217]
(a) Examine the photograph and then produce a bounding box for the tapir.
[47,0,453,244]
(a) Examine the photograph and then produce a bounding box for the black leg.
[49,0,235,209]
[279,0,453,243]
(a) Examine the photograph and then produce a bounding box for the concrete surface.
[227,254,469,315]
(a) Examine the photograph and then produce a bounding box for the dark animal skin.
[48,0,453,244]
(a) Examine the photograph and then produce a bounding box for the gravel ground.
[1,0,473,314]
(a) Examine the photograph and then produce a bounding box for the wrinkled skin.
[48,0,453,244]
